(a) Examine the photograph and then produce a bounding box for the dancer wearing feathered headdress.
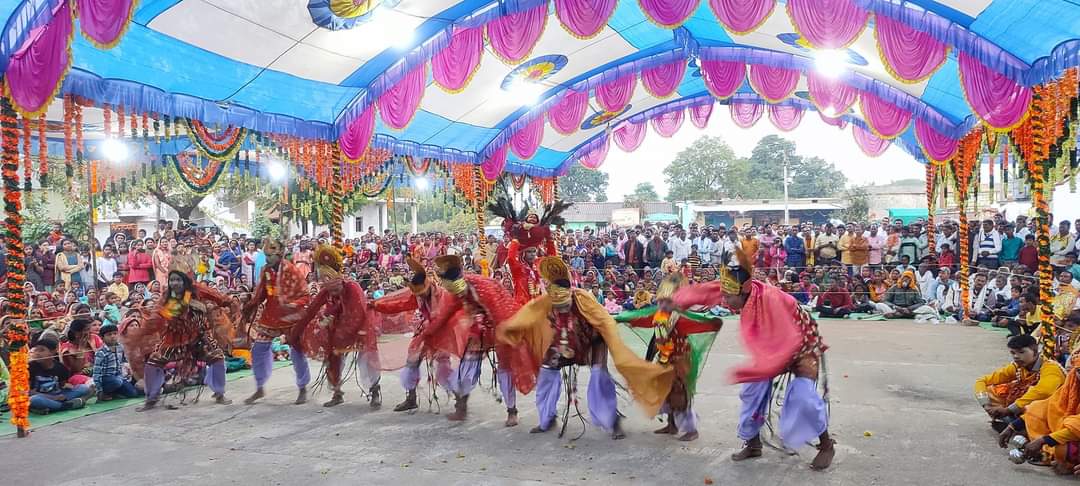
[499,257,673,439]
[370,257,454,412]
[671,248,835,469]
[290,245,382,408]
[240,239,313,405]
[614,273,724,441]
[488,197,571,307]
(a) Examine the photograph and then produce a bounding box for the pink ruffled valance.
[874,14,948,84]
[914,119,958,163]
[75,0,136,49]
[819,112,848,129]
[485,4,547,64]
[806,71,857,116]
[641,60,687,98]
[378,63,427,130]
[786,0,868,49]
[858,91,911,139]
[690,103,714,128]
[5,2,74,116]
[638,0,701,28]
[338,105,377,161]
[579,135,610,169]
[613,121,648,151]
[700,59,745,99]
[431,27,483,93]
[651,109,685,137]
[748,64,799,103]
[768,104,804,131]
[709,0,775,34]
[958,52,1032,131]
[730,101,764,128]
[510,115,545,160]
[555,0,617,39]
[852,124,890,157]
[547,90,589,135]
[596,74,637,113]
[481,144,510,182]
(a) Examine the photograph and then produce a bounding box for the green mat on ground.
[846,313,888,321]
[0,361,292,437]
[979,322,1011,335]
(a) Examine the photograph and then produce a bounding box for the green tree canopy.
[744,135,847,198]
[624,182,660,203]
[663,135,746,201]
[558,164,609,202]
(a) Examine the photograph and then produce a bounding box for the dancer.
[488,197,570,306]
[370,257,453,412]
[291,245,381,408]
[500,257,674,440]
[241,239,312,405]
[672,249,835,470]
[615,273,723,442]
[427,255,535,426]
[133,256,238,411]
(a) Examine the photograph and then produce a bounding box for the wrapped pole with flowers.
[2,95,30,437]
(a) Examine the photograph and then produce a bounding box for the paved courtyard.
[2,319,1072,485]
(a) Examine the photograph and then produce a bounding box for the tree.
[745,135,847,198]
[624,182,659,203]
[558,164,609,202]
[663,135,746,201]
[838,185,870,223]
[111,168,272,225]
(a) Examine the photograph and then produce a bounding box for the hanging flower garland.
[925,162,936,260]
[404,156,431,176]
[182,118,248,161]
[165,153,230,195]
[63,96,73,188]
[361,169,393,197]
[1,96,30,435]
[511,173,527,191]
[37,114,47,188]
[950,128,981,321]
[21,115,31,193]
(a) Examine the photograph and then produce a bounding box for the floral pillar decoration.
[925,162,937,260]
[1020,87,1058,360]
[950,129,980,321]
[473,165,486,262]
[331,146,344,244]
[2,95,30,436]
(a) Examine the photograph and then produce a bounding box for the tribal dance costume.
[488,197,571,307]
[291,245,382,408]
[615,273,723,441]
[131,256,238,411]
[672,249,835,470]
[241,240,313,405]
[371,257,453,412]
[427,255,536,426]
[500,257,673,440]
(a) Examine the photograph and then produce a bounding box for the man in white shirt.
[967,273,996,322]
[971,220,1002,269]
[930,267,962,321]
[1014,216,1031,240]
[95,246,119,288]
[668,229,690,263]
[1050,220,1076,269]
[935,222,958,254]
[696,230,715,266]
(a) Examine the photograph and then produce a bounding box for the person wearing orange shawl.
[499,257,671,440]
[291,245,382,408]
[133,256,238,411]
[427,255,534,426]
[370,257,453,412]
[240,239,313,405]
[1017,343,1080,473]
[671,249,835,470]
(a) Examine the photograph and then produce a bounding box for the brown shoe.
[294,386,308,405]
[447,394,469,421]
[810,434,836,470]
[732,436,763,461]
[136,400,158,412]
[323,391,345,408]
[393,390,417,412]
[213,393,232,405]
[244,388,265,405]
[505,407,519,427]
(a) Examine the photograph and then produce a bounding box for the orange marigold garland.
[925,163,936,260]
[63,95,74,189]
[37,113,47,188]
[1026,87,1058,360]
[950,128,981,321]
[117,104,125,138]
[2,96,30,436]
[21,113,30,192]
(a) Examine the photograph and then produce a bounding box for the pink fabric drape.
[914,119,958,163]
[852,124,891,157]
[5,2,74,115]
[641,60,687,98]
[806,71,857,116]
[638,0,701,28]
[378,63,427,130]
[709,0,775,34]
[958,52,1032,131]
[547,90,589,135]
[819,112,848,129]
[481,144,510,182]
[338,105,377,161]
[786,0,868,49]
[689,103,714,128]
[579,135,610,169]
[700,59,745,99]
[858,91,911,139]
[613,121,647,151]
[596,74,637,113]
[748,64,799,103]
[485,4,547,64]
[874,14,948,83]
[431,27,483,93]
[651,109,685,137]
[75,0,136,48]
[555,0,617,39]
[509,115,545,160]
[768,104,804,132]
[730,102,764,128]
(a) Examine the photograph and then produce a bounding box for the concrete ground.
[2,319,1074,485]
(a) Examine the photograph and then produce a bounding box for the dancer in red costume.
[488,197,571,306]
[426,255,536,426]
[291,245,382,408]
[240,240,313,405]
[371,257,453,412]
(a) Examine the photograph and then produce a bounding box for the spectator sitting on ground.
[975,334,1064,441]
[879,270,925,319]
[29,336,94,414]
[817,278,854,318]
[92,323,140,401]
[991,286,1023,331]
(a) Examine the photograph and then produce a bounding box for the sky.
[599,110,925,201]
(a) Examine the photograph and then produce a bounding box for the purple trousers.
[737,377,828,449]
[448,356,481,397]
[144,360,226,402]
[400,354,453,392]
[251,341,310,389]
[535,365,618,432]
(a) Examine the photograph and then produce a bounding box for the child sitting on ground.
[29,336,94,414]
[271,336,290,361]
[92,323,141,401]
